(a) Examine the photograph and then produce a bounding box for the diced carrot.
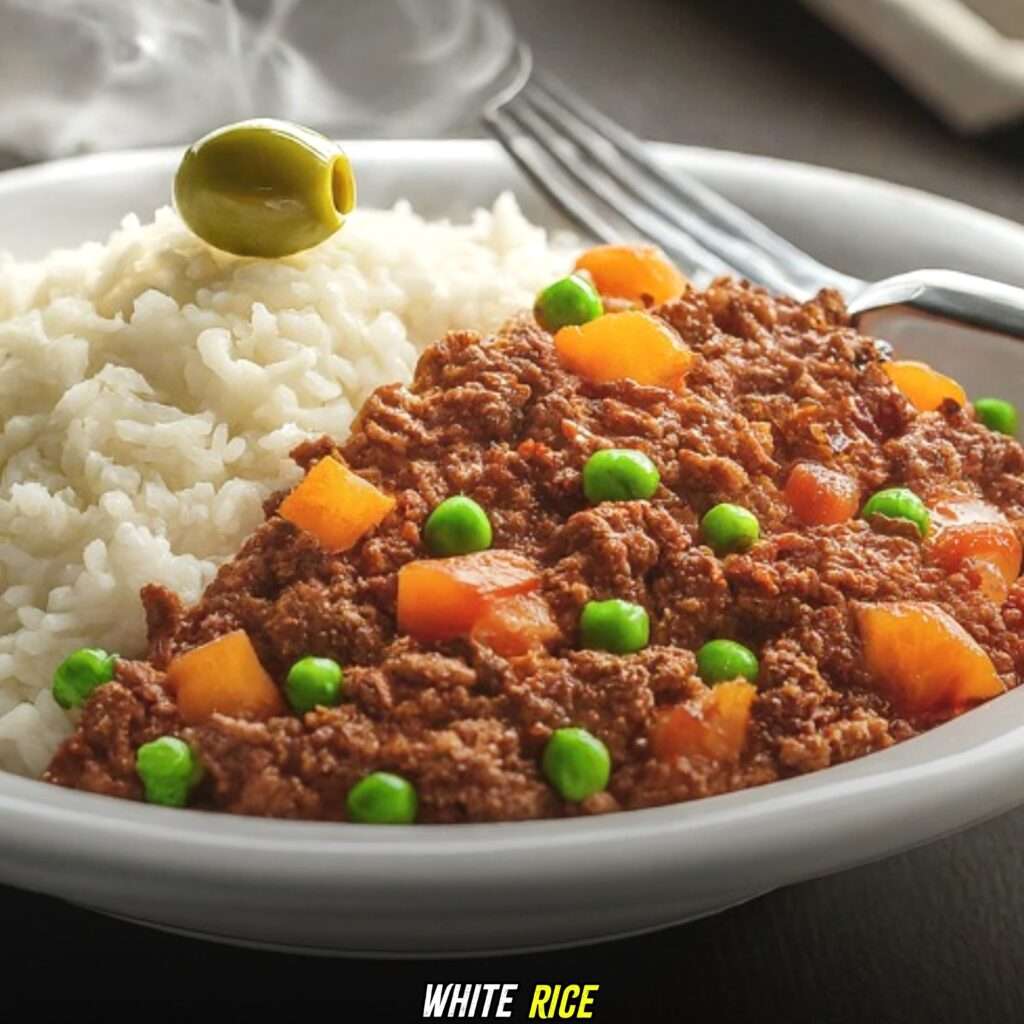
[883,360,967,412]
[397,550,541,643]
[855,601,1004,715]
[279,456,394,552]
[928,496,1021,603]
[167,630,285,724]
[575,244,687,306]
[554,311,693,390]
[937,524,1024,589]
[471,592,560,657]
[784,462,859,526]
[651,681,757,762]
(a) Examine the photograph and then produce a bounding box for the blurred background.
[3,0,1024,1017]
[1,0,1024,222]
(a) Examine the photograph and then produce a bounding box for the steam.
[0,0,516,160]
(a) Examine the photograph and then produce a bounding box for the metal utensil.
[484,44,1024,342]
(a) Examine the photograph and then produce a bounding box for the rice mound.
[0,195,574,776]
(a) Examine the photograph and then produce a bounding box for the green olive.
[173,119,356,258]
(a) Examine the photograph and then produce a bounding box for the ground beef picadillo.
[43,279,1024,821]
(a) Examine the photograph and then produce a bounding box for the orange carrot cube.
[554,311,693,390]
[167,630,285,724]
[883,360,966,412]
[397,550,541,643]
[928,497,1021,603]
[784,462,860,526]
[575,244,687,306]
[855,601,1004,715]
[651,681,756,762]
[471,592,560,657]
[279,456,395,552]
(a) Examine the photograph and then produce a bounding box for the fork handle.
[848,270,1024,341]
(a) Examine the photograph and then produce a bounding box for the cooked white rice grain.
[0,195,575,775]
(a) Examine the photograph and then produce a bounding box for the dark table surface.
[9,1,1024,1016]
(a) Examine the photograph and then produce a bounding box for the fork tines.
[484,57,857,297]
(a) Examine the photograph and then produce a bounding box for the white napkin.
[803,0,1024,133]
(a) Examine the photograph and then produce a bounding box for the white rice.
[0,195,575,776]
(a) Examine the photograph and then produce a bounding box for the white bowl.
[2,140,1024,956]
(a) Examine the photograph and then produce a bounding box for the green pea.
[52,647,117,709]
[173,119,356,258]
[136,736,203,808]
[346,772,418,824]
[696,639,759,685]
[700,503,760,556]
[542,727,611,801]
[285,656,344,714]
[582,449,660,503]
[974,397,1018,437]
[423,495,492,556]
[861,487,930,538]
[580,599,650,654]
[534,274,604,332]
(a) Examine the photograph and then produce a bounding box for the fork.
[483,44,1024,342]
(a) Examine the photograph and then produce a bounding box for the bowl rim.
[2,137,1023,247]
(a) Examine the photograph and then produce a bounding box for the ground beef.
[44,279,1024,822]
